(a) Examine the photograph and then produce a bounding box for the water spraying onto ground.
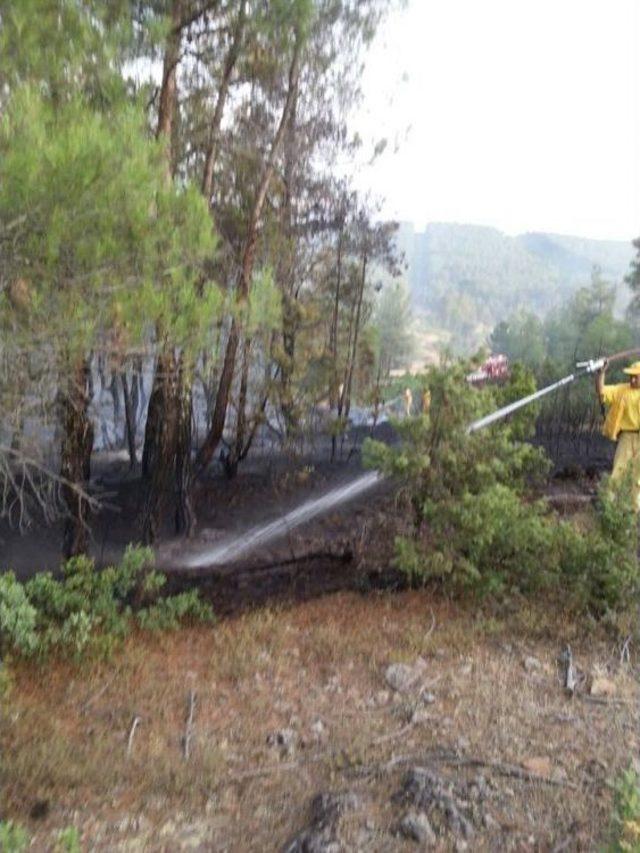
[180,369,601,570]
[181,470,382,569]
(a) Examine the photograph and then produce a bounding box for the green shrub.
[0,660,12,706]
[364,363,639,614]
[137,590,214,632]
[0,546,214,660]
[555,475,639,615]
[608,766,640,852]
[0,573,38,656]
[0,821,29,852]
[55,826,81,853]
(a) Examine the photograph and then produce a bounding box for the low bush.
[0,821,29,853]
[55,826,81,853]
[0,546,214,660]
[364,363,639,615]
[608,766,640,852]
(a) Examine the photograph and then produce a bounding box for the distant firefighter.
[421,388,431,414]
[404,387,413,418]
[596,358,640,510]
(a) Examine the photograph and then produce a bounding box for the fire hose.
[467,347,640,433]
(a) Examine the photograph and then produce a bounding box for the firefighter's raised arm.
[595,358,608,403]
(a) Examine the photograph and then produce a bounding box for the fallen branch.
[370,722,417,747]
[126,715,141,757]
[620,635,631,665]
[0,444,102,510]
[176,548,353,577]
[243,548,354,575]
[425,607,436,642]
[354,750,580,790]
[579,694,636,708]
[226,722,417,784]
[559,645,576,695]
[439,754,579,790]
[227,752,327,783]
[183,689,197,760]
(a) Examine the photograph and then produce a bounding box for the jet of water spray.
[182,470,382,569]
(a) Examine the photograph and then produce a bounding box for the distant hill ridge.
[397,222,635,341]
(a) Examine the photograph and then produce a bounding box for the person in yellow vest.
[596,359,640,509]
[404,387,413,418]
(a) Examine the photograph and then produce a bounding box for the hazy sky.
[353,0,640,241]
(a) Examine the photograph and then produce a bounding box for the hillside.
[398,222,636,348]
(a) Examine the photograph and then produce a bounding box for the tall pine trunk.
[60,359,94,558]
[174,355,195,535]
[195,38,302,474]
[140,0,197,542]
[141,351,179,543]
[225,336,251,478]
[121,371,137,468]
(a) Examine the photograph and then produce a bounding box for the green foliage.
[364,364,639,613]
[493,269,635,376]
[55,827,81,853]
[627,236,640,315]
[137,591,214,632]
[0,821,29,853]
[0,660,12,707]
[0,547,214,660]
[491,268,639,432]
[556,473,640,615]
[406,222,634,351]
[246,268,283,335]
[608,766,640,852]
[0,87,219,357]
[373,279,415,374]
[489,312,546,370]
[0,0,129,108]
[0,574,38,656]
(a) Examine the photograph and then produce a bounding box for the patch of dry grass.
[1,591,638,850]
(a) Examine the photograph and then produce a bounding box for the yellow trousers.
[610,431,640,510]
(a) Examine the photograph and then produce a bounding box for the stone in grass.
[399,811,437,845]
[483,812,499,831]
[385,663,419,693]
[590,676,617,697]
[396,768,475,840]
[521,756,552,778]
[283,791,360,853]
[523,655,542,673]
[311,719,327,741]
[410,708,433,725]
[267,728,297,756]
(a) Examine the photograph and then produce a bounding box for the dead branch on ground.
[126,715,141,757]
[183,689,197,760]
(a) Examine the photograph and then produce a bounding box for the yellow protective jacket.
[601,383,640,441]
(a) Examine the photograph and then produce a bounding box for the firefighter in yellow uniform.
[596,360,640,509]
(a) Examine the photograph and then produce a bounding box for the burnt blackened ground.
[533,429,614,478]
[0,423,388,579]
[0,426,616,594]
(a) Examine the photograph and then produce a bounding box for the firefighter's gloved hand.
[578,358,606,374]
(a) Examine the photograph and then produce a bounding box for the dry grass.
[1,590,638,851]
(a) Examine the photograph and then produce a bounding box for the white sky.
[353,0,640,241]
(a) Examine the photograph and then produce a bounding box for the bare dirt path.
[3,592,637,851]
